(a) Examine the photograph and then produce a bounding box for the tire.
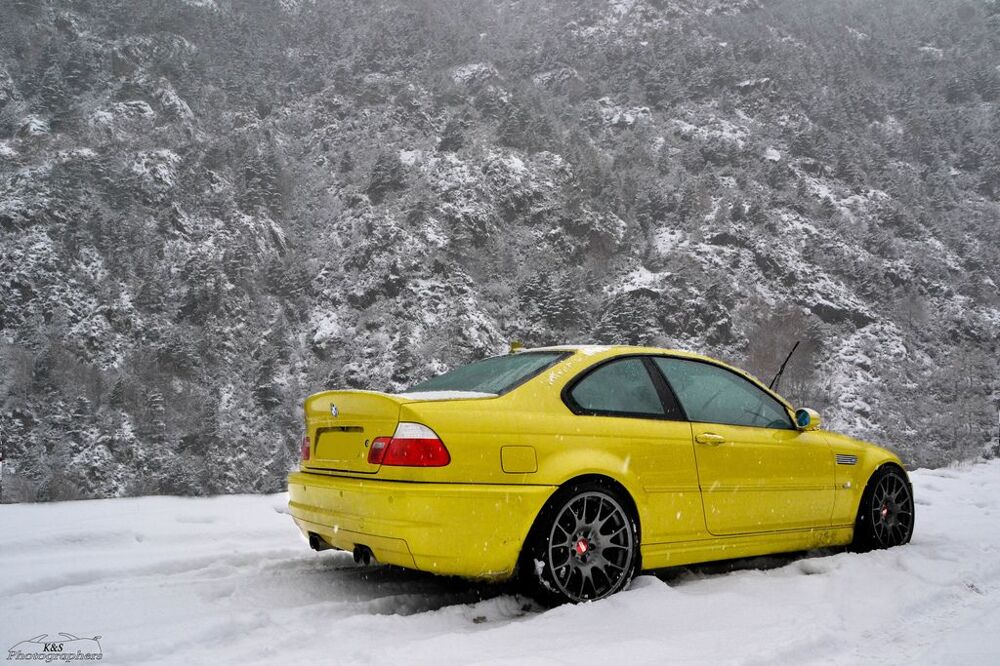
[519,480,639,605]
[851,465,915,552]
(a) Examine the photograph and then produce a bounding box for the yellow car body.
[288,345,909,594]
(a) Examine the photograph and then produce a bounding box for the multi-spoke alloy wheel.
[870,470,914,547]
[547,491,635,602]
[521,482,638,605]
[853,466,915,552]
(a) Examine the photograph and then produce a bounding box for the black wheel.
[520,480,639,605]
[852,466,915,552]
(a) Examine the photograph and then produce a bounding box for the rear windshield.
[406,351,570,395]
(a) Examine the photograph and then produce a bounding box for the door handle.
[695,433,726,446]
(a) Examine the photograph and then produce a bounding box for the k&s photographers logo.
[7,634,102,662]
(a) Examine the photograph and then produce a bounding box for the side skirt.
[640,526,854,570]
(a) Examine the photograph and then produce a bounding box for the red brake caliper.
[574,538,589,556]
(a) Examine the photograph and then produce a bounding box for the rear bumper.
[287,470,555,580]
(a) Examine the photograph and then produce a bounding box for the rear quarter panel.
[396,349,708,544]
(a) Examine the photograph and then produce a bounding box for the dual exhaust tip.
[352,544,373,565]
[308,533,331,552]
[308,532,373,565]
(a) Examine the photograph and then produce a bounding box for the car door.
[652,356,834,536]
[563,356,704,544]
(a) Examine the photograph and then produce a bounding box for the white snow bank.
[2,462,999,664]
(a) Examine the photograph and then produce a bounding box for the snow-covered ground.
[3,461,999,665]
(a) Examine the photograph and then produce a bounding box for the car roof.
[525,344,793,410]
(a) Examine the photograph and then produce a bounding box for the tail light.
[300,434,311,462]
[368,422,450,467]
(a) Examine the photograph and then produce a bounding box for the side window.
[568,358,665,417]
[654,357,794,429]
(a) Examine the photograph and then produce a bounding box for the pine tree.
[108,375,125,409]
[141,390,167,446]
[253,345,282,411]
[364,151,406,203]
[437,118,465,152]
[927,162,957,210]
[339,149,355,173]
[390,328,419,388]
[594,292,661,346]
[242,146,285,217]
[677,178,710,228]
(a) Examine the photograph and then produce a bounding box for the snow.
[597,97,650,127]
[394,391,498,401]
[17,115,49,137]
[421,217,448,248]
[918,45,944,60]
[533,344,614,356]
[736,77,771,89]
[609,0,639,17]
[2,462,999,663]
[398,149,422,166]
[113,100,155,119]
[605,266,669,296]
[451,63,497,85]
[308,309,342,348]
[653,227,687,254]
[822,322,909,433]
[277,0,309,11]
[55,148,98,163]
[502,154,527,176]
[532,67,581,88]
[130,149,181,192]
[847,26,870,41]
[670,116,748,147]
[154,85,195,120]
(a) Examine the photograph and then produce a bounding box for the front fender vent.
[836,454,858,466]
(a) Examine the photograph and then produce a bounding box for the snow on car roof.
[394,390,498,401]
[526,344,617,355]
[527,344,702,358]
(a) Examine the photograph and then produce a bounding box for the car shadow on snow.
[302,547,846,619]
[301,550,521,616]
[650,547,847,585]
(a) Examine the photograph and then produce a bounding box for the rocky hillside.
[1,0,999,500]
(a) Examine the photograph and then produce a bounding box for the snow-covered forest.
[1,0,999,501]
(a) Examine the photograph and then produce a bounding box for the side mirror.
[795,408,822,431]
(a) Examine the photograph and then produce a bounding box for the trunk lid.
[303,391,407,474]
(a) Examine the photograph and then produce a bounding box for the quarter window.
[568,358,665,417]
[653,357,793,429]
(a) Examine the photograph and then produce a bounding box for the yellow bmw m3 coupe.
[287,345,913,604]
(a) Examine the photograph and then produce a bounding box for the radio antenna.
[768,340,800,392]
